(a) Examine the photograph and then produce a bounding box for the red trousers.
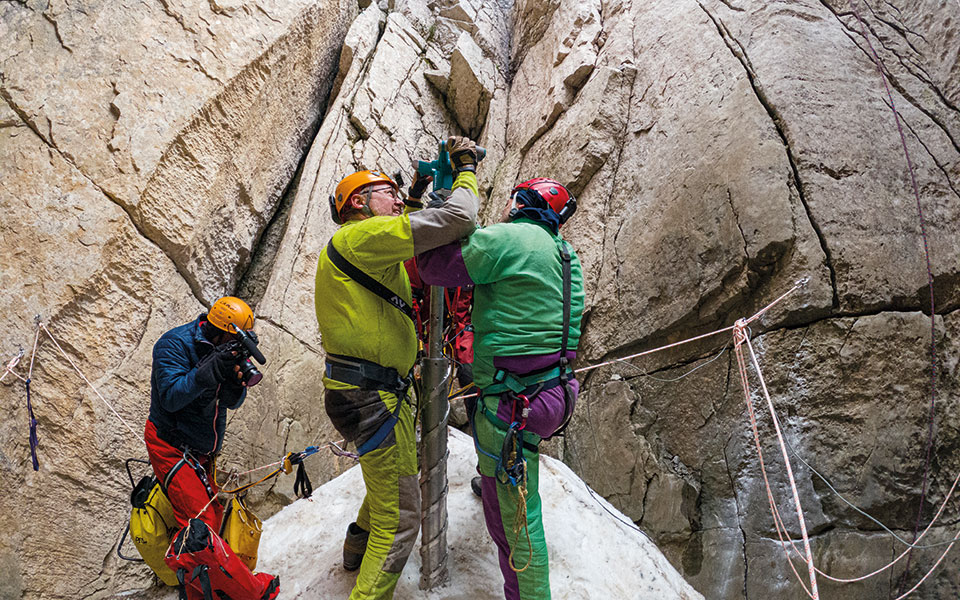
[144,420,223,532]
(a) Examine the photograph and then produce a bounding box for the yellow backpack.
[220,494,263,571]
[118,459,179,586]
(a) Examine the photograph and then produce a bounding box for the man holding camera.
[144,295,278,599]
[315,136,481,600]
[144,295,260,531]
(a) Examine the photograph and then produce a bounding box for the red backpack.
[165,518,279,600]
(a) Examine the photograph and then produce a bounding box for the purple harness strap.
[26,378,39,471]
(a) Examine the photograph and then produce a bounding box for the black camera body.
[221,329,267,386]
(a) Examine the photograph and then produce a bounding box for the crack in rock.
[897,106,960,201]
[260,317,322,355]
[0,90,208,308]
[820,0,960,156]
[722,439,748,599]
[726,188,750,262]
[157,0,199,34]
[42,10,72,53]
[698,1,840,310]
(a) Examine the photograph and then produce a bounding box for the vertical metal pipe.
[419,285,450,589]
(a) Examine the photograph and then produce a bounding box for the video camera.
[221,328,267,387]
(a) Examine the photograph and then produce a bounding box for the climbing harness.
[181,450,216,499]
[463,237,578,574]
[552,240,575,438]
[324,352,414,457]
[480,239,577,438]
[324,352,412,397]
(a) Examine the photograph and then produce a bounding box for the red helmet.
[510,178,577,225]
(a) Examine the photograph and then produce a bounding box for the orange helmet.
[207,296,254,333]
[329,170,398,224]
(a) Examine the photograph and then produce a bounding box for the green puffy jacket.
[461,218,585,388]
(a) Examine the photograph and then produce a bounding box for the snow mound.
[256,429,703,599]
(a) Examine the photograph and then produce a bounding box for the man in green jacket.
[314,137,481,600]
[418,177,585,600]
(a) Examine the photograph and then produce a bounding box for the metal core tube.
[419,286,450,589]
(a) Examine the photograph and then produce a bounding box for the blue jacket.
[148,315,245,455]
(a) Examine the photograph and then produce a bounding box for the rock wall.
[550,1,960,598]
[0,0,355,597]
[1,0,958,599]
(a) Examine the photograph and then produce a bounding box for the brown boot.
[343,522,369,572]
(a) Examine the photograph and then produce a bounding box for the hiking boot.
[343,522,369,572]
[470,476,483,498]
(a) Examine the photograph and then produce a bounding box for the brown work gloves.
[448,136,478,174]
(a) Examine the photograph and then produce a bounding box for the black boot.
[470,476,483,498]
[343,522,369,572]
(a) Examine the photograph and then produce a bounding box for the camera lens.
[239,358,263,387]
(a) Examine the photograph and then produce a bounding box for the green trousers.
[326,387,420,600]
[475,402,550,600]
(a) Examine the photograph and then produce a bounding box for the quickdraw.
[217,446,320,498]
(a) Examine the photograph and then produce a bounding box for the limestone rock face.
[1,0,356,303]
[0,1,353,598]
[501,0,960,598]
[2,0,959,599]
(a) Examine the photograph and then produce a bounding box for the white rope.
[576,279,807,376]
[1,351,25,383]
[738,322,820,598]
[39,323,139,438]
[733,327,816,599]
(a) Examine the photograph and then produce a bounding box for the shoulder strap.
[548,240,575,440]
[326,240,415,324]
[559,241,572,362]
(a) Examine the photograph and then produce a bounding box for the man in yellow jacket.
[315,136,481,600]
